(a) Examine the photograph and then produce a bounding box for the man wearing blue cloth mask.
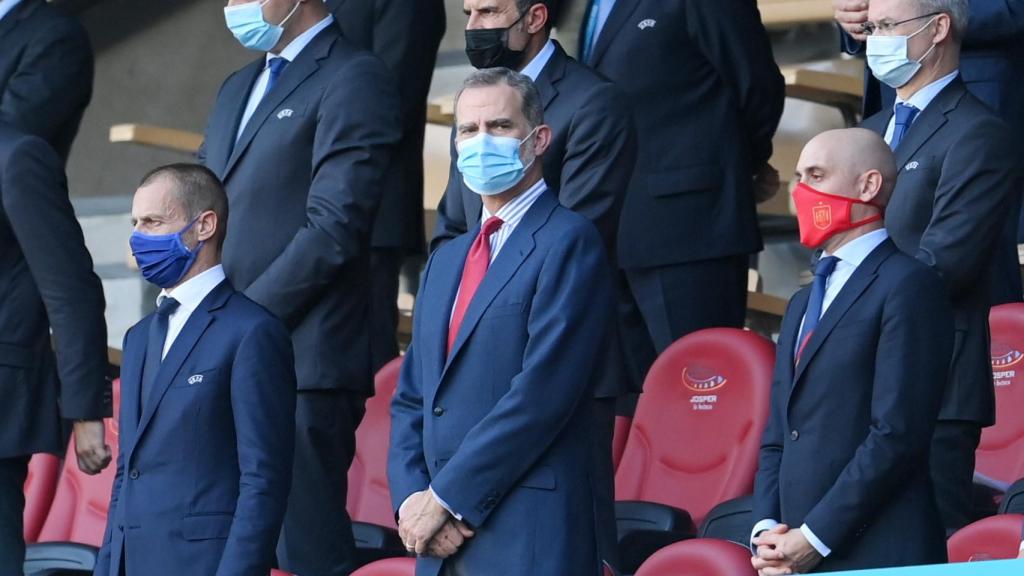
[388,68,617,576]
[95,164,296,576]
[199,2,402,574]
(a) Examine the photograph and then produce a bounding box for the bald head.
[796,128,897,207]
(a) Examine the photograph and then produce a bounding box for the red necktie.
[448,216,504,355]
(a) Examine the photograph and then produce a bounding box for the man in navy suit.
[751,128,953,573]
[95,164,296,576]
[0,0,93,164]
[0,124,110,572]
[388,68,616,576]
[857,0,1022,535]
[573,0,785,402]
[199,1,402,573]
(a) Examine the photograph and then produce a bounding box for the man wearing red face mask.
[750,128,954,574]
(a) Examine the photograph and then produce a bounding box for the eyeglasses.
[859,11,941,36]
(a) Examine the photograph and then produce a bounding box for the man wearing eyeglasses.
[835,0,1024,296]
[855,0,1022,537]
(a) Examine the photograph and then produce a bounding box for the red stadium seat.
[23,453,61,543]
[271,570,294,576]
[947,513,1024,562]
[614,328,775,570]
[351,557,416,576]
[978,304,1024,484]
[348,357,408,566]
[634,538,757,576]
[612,415,631,471]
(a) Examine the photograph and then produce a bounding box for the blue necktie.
[141,297,180,415]
[889,103,919,151]
[582,0,602,63]
[263,57,289,99]
[796,256,839,364]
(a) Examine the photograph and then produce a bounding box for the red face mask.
[792,182,883,248]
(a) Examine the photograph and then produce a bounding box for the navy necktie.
[141,297,180,415]
[796,256,839,364]
[889,103,919,151]
[262,57,289,100]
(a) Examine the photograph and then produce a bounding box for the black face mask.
[465,11,528,70]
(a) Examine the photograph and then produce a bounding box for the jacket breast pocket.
[170,368,220,390]
[182,513,233,541]
[483,302,526,319]
[647,164,723,198]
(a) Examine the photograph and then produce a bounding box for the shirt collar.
[481,178,548,224]
[268,14,334,64]
[824,228,889,267]
[894,69,959,113]
[159,265,226,313]
[520,39,556,81]
[0,0,23,22]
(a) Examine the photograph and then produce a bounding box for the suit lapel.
[223,27,338,180]
[790,240,896,389]
[893,78,965,167]
[423,235,473,392]
[535,43,567,110]
[0,0,38,35]
[588,0,640,66]
[208,60,263,179]
[119,321,149,452]
[132,282,232,450]
[777,288,808,387]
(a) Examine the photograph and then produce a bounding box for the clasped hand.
[751,524,823,575]
[398,490,475,559]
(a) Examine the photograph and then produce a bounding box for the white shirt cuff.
[429,486,462,521]
[1019,539,1024,553]
[750,518,780,553]
[801,523,831,557]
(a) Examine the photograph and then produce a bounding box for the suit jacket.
[389,191,616,576]
[0,0,93,164]
[329,0,446,254]
[432,41,637,262]
[199,24,402,394]
[0,124,107,458]
[753,239,952,572]
[861,78,1021,426]
[95,280,296,576]
[580,0,784,268]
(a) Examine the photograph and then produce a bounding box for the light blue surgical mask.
[224,0,301,53]
[456,127,539,196]
[866,16,938,89]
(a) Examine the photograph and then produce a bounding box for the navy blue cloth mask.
[130,218,204,289]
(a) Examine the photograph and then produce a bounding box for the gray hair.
[454,67,544,129]
[918,0,968,42]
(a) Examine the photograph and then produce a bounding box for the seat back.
[615,328,774,527]
[347,357,402,529]
[351,557,416,576]
[978,304,1024,483]
[947,513,1024,562]
[634,538,757,576]
[35,378,121,546]
[23,453,61,543]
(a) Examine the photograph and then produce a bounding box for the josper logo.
[991,342,1021,388]
[682,366,727,393]
[812,205,832,230]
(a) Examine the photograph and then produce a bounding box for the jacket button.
[789,430,799,441]
[129,469,140,479]
[433,406,445,417]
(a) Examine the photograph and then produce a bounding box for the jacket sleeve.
[429,225,615,528]
[216,315,297,576]
[803,267,954,552]
[963,1,1024,45]
[687,0,785,170]
[243,56,402,327]
[2,136,109,420]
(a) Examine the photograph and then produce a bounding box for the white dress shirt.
[883,70,959,145]
[756,228,890,557]
[156,265,226,359]
[236,14,335,139]
[0,0,22,22]
[520,39,556,81]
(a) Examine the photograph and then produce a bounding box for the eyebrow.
[484,118,515,129]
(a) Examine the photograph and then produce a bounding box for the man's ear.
[525,3,549,34]
[858,170,883,204]
[195,210,218,243]
[931,13,952,44]
[532,125,552,158]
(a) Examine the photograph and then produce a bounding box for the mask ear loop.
[178,215,207,256]
[276,0,302,29]
[908,16,940,64]
[518,126,541,173]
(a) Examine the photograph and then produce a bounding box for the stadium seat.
[977,304,1024,484]
[348,357,408,566]
[947,513,1024,562]
[999,477,1024,514]
[612,416,631,471]
[698,495,755,546]
[23,454,61,544]
[24,379,121,574]
[633,538,757,576]
[614,328,775,572]
[351,557,416,576]
[271,570,293,576]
